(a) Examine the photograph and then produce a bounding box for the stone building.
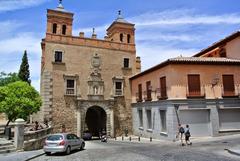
[39,2,141,137]
[130,31,240,140]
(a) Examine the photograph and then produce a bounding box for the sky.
[0,0,240,91]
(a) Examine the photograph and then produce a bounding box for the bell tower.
[46,0,74,36]
[106,11,135,44]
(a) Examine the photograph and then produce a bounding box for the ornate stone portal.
[87,53,104,100]
[77,53,116,137]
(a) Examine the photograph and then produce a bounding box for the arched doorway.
[85,106,106,136]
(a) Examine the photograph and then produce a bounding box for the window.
[123,58,129,68]
[54,51,63,62]
[66,79,75,95]
[62,25,66,35]
[146,110,152,129]
[160,110,167,132]
[52,23,57,34]
[120,33,123,42]
[160,76,167,99]
[138,109,143,127]
[222,75,235,96]
[138,84,142,102]
[187,74,201,96]
[115,82,122,95]
[64,74,79,96]
[146,81,152,101]
[127,34,131,43]
[112,77,124,96]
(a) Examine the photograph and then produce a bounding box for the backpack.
[185,130,191,137]
[179,127,185,133]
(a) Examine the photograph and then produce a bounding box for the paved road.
[31,138,240,161]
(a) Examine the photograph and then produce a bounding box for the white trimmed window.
[54,50,63,63]
[63,75,78,96]
[112,77,124,96]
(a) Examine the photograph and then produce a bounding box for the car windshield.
[47,135,63,141]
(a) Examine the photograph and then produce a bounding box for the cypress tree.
[18,50,31,84]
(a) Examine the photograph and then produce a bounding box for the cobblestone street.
[30,136,240,161]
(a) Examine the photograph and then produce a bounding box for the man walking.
[185,124,192,145]
[178,124,185,146]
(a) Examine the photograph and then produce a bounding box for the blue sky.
[0,0,240,91]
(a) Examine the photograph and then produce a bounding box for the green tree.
[0,81,42,127]
[0,72,20,86]
[18,50,31,84]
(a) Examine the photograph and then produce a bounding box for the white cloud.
[0,0,50,12]
[0,32,41,55]
[0,21,24,36]
[0,32,41,91]
[136,33,201,42]
[31,78,40,91]
[129,10,240,27]
[137,43,199,70]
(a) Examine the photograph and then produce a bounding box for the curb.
[225,148,240,156]
[25,152,45,161]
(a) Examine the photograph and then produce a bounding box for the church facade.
[39,2,141,137]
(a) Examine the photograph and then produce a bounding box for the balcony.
[156,88,168,100]
[135,92,143,102]
[115,89,123,96]
[143,91,152,101]
[65,88,75,95]
[221,84,240,98]
[222,91,239,98]
[186,86,205,98]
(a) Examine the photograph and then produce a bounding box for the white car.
[43,133,85,155]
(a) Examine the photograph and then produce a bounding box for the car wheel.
[80,142,85,150]
[65,146,71,155]
[45,152,51,156]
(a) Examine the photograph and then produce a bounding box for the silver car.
[43,133,85,155]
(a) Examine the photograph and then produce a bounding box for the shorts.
[185,135,190,141]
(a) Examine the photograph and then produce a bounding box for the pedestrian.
[185,124,192,145]
[178,124,185,146]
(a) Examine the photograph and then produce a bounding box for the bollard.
[122,136,124,141]
[150,137,152,142]
[129,136,131,141]
[115,137,117,140]
[138,136,140,141]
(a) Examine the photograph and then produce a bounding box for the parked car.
[82,130,92,140]
[43,133,85,155]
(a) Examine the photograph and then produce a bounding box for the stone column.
[14,118,25,151]
[167,105,178,141]
[110,109,114,137]
[209,105,219,136]
[77,109,81,137]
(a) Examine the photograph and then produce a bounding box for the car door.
[66,134,74,149]
[71,134,81,149]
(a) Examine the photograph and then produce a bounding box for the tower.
[46,1,73,36]
[106,11,135,44]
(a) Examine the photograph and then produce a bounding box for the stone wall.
[52,96,77,134]
[114,96,133,136]
[24,127,53,151]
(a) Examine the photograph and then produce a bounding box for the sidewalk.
[226,146,240,156]
[110,134,240,156]
[111,133,240,144]
[0,149,44,161]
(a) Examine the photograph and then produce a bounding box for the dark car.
[82,130,92,140]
